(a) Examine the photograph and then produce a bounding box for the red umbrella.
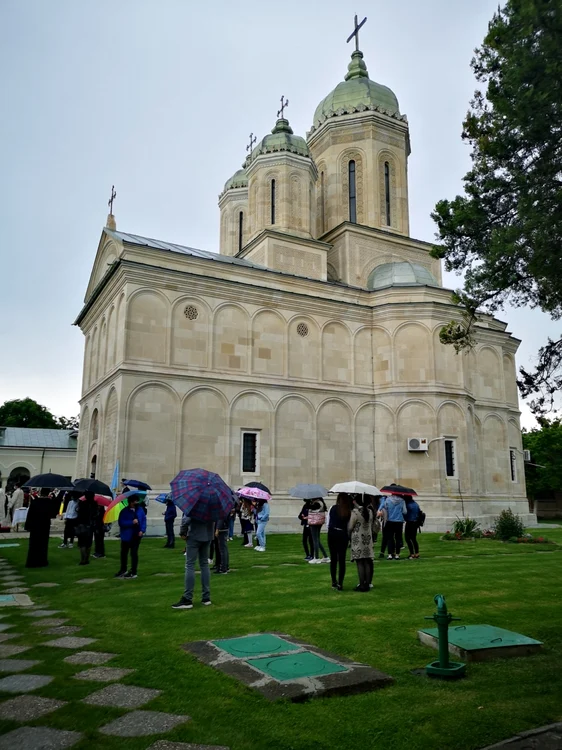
[82,494,112,507]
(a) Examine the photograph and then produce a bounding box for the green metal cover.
[0,595,16,602]
[213,634,300,658]
[421,624,542,650]
[248,651,347,681]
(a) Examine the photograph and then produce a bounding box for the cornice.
[321,221,435,253]
[237,229,332,259]
[307,108,409,147]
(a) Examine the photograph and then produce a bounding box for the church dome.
[312,51,401,129]
[223,167,248,192]
[367,261,439,290]
[253,118,310,159]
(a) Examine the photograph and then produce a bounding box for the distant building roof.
[0,427,78,450]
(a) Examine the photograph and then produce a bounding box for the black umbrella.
[244,481,271,494]
[24,472,73,489]
[73,478,113,497]
[122,479,152,491]
[380,483,417,496]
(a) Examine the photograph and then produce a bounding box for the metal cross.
[108,185,117,214]
[277,95,289,119]
[346,14,367,51]
[246,132,257,161]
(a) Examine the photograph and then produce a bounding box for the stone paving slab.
[0,576,24,582]
[32,618,69,628]
[31,582,61,588]
[2,588,29,594]
[480,722,562,749]
[83,683,162,708]
[0,658,41,673]
[0,726,81,749]
[63,651,117,665]
[0,694,67,721]
[41,626,82,636]
[0,623,14,632]
[75,578,102,584]
[73,666,135,682]
[148,743,229,750]
[153,573,175,577]
[99,710,190,737]
[251,565,269,568]
[0,633,21,642]
[0,673,53,692]
[0,645,30,657]
[23,609,60,617]
[44,637,97,649]
[1,594,33,608]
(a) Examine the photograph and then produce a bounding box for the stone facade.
[75,46,533,533]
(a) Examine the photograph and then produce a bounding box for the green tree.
[522,419,562,498]
[0,398,60,429]
[431,0,562,414]
[56,415,80,431]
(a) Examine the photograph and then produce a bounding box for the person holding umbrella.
[377,489,408,560]
[75,491,99,565]
[115,494,147,578]
[25,487,55,568]
[163,498,177,548]
[170,468,234,609]
[348,494,379,591]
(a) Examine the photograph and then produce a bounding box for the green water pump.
[424,594,466,678]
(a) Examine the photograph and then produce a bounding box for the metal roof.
[108,230,264,270]
[0,428,78,450]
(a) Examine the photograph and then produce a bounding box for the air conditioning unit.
[407,437,428,452]
[523,449,531,462]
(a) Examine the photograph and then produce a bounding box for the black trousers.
[165,519,175,547]
[63,519,76,545]
[218,531,229,572]
[328,531,348,585]
[120,537,141,574]
[405,521,419,554]
[302,526,313,557]
[386,521,404,556]
[94,527,105,556]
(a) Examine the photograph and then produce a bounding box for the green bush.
[494,508,525,541]
[452,516,481,538]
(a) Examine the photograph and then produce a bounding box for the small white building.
[0,427,78,492]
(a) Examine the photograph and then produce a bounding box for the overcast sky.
[0,0,554,428]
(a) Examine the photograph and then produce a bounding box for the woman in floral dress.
[348,496,380,591]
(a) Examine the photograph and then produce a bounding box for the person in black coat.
[75,492,98,566]
[25,487,56,568]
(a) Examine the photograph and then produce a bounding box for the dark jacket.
[118,505,147,542]
[164,503,177,522]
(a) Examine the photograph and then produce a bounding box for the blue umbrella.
[154,492,171,504]
[170,468,234,522]
[122,479,152,491]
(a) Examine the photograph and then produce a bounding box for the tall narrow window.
[444,439,456,478]
[238,211,244,252]
[320,171,325,233]
[510,449,517,482]
[384,161,391,225]
[348,160,357,223]
[271,179,276,225]
[241,431,259,473]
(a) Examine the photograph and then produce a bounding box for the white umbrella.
[329,481,383,495]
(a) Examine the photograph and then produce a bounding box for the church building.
[75,31,533,532]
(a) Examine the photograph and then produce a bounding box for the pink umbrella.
[237,486,271,501]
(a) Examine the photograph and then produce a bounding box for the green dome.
[313,51,401,129]
[368,261,438,290]
[252,118,310,159]
[223,168,248,192]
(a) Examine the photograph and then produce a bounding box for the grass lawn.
[0,528,561,750]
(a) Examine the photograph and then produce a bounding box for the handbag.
[307,510,326,526]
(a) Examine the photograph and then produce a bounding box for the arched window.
[271,179,276,225]
[90,454,97,479]
[348,160,357,223]
[384,161,391,225]
[238,211,244,252]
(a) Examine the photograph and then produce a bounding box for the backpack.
[417,509,426,530]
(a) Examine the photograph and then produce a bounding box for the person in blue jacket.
[404,495,421,559]
[163,499,177,548]
[377,494,406,560]
[255,499,270,552]
[115,494,146,579]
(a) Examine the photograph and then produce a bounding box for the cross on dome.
[277,95,289,119]
[346,14,367,52]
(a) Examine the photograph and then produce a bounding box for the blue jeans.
[256,521,267,548]
[183,537,211,602]
[228,515,235,539]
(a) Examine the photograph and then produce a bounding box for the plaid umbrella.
[170,469,234,521]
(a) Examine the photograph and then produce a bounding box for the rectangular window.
[510,449,517,482]
[349,160,357,223]
[444,439,456,478]
[271,179,276,225]
[384,161,391,225]
[241,431,260,474]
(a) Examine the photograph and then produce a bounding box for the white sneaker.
[255,546,265,552]
[308,558,316,564]
[208,559,213,564]
[243,543,253,548]
[321,557,331,564]
[67,543,74,549]
[58,543,67,549]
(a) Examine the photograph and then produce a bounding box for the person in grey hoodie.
[378,495,406,559]
[172,514,214,609]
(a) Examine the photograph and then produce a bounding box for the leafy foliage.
[0,398,79,430]
[452,516,481,538]
[494,508,525,540]
[522,418,562,497]
[431,0,562,413]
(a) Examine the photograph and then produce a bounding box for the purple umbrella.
[170,468,234,522]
